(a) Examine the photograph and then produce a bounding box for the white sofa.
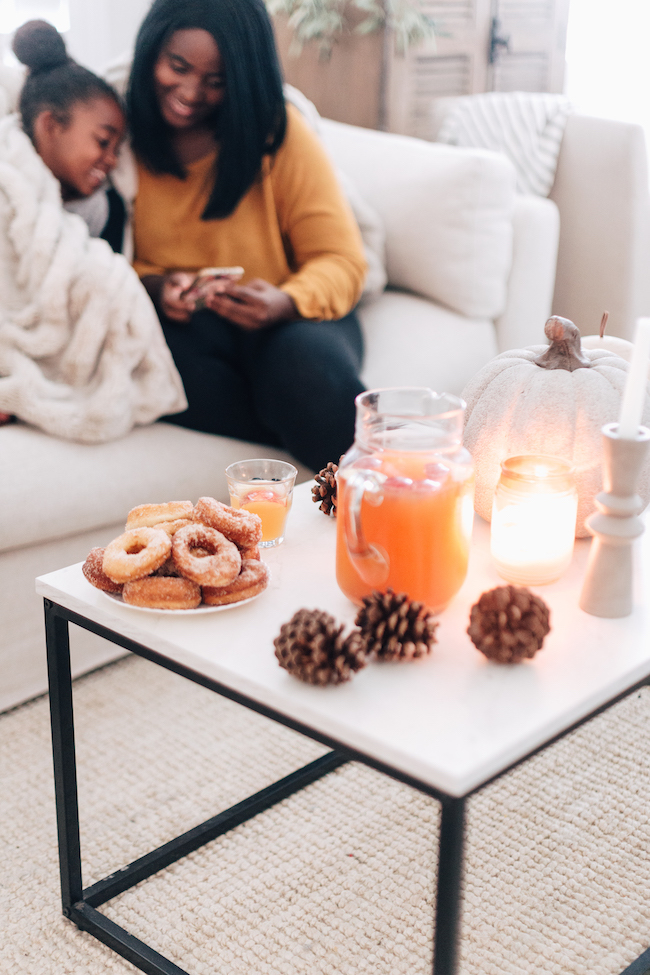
[1,111,648,713]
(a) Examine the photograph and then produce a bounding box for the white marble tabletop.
[36,483,650,798]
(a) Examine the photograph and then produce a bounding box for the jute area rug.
[2,654,650,975]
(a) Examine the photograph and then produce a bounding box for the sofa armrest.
[550,114,650,339]
[494,195,559,352]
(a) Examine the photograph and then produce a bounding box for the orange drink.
[230,490,291,544]
[336,452,474,613]
[225,459,297,547]
[336,389,474,614]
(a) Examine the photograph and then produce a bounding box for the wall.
[565,0,650,168]
[273,13,384,131]
[65,0,151,71]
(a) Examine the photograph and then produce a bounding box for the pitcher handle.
[342,469,390,586]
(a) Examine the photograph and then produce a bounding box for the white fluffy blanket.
[0,115,186,443]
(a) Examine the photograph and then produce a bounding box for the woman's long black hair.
[127,0,287,220]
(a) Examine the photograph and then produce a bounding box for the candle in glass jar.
[490,455,578,586]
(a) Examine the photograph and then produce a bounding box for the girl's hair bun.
[15,18,121,143]
[12,19,69,73]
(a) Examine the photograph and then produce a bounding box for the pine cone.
[274,608,367,685]
[467,585,551,663]
[311,462,338,516]
[355,589,438,661]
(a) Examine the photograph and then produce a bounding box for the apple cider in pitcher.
[336,390,474,614]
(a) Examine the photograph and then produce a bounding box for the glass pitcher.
[336,388,475,614]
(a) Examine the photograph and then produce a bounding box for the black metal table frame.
[44,596,650,975]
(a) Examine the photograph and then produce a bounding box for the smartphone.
[180,266,244,299]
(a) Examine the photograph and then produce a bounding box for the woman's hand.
[204,278,297,330]
[160,272,197,323]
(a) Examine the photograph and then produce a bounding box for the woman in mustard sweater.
[127,0,368,471]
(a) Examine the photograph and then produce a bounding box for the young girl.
[0,21,185,441]
[127,0,368,471]
[12,19,126,251]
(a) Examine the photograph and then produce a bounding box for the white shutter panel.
[490,0,570,94]
[386,0,492,138]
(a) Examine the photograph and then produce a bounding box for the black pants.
[159,307,365,472]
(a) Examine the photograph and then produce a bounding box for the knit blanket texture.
[0,115,186,443]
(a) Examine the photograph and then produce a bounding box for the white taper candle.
[618,317,650,439]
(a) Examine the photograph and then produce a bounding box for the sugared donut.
[202,559,269,605]
[126,501,194,529]
[156,545,215,578]
[82,547,123,593]
[238,543,260,561]
[172,523,241,587]
[155,518,193,536]
[194,496,262,548]
[154,555,180,577]
[122,576,201,610]
[103,528,172,583]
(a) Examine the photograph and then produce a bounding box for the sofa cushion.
[359,290,498,396]
[321,119,517,320]
[0,422,311,554]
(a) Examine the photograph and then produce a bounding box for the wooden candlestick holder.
[579,423,650,618]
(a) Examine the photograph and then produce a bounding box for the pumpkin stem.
[600,310,609,339]
[533,316,593,372]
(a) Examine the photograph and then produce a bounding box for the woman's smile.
[162,93,205,126]
[168,96,197,119]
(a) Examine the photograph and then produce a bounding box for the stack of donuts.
[82,497,269,610]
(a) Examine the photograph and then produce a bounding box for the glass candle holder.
[490,455,578,586]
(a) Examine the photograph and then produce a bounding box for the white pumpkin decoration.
[462,316,650,537]
[580,333,636,361]
[579,310,650,372]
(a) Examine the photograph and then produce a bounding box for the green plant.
[266,0,437,56]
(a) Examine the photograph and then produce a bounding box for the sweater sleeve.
[133,257,166,278]
[271,106,367,321]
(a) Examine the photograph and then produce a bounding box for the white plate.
[98,588,264,615]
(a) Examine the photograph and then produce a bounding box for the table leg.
[619,946,650,974]
[433,795,466,975]
[45,599,83,916]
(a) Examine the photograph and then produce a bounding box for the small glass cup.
[226,459,298,547]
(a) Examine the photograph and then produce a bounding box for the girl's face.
[34,96,125,201]
[154,29,225,130]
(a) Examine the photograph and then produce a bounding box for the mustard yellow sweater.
[133,105,367,321]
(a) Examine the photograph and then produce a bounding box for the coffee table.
[37,482,650,975]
